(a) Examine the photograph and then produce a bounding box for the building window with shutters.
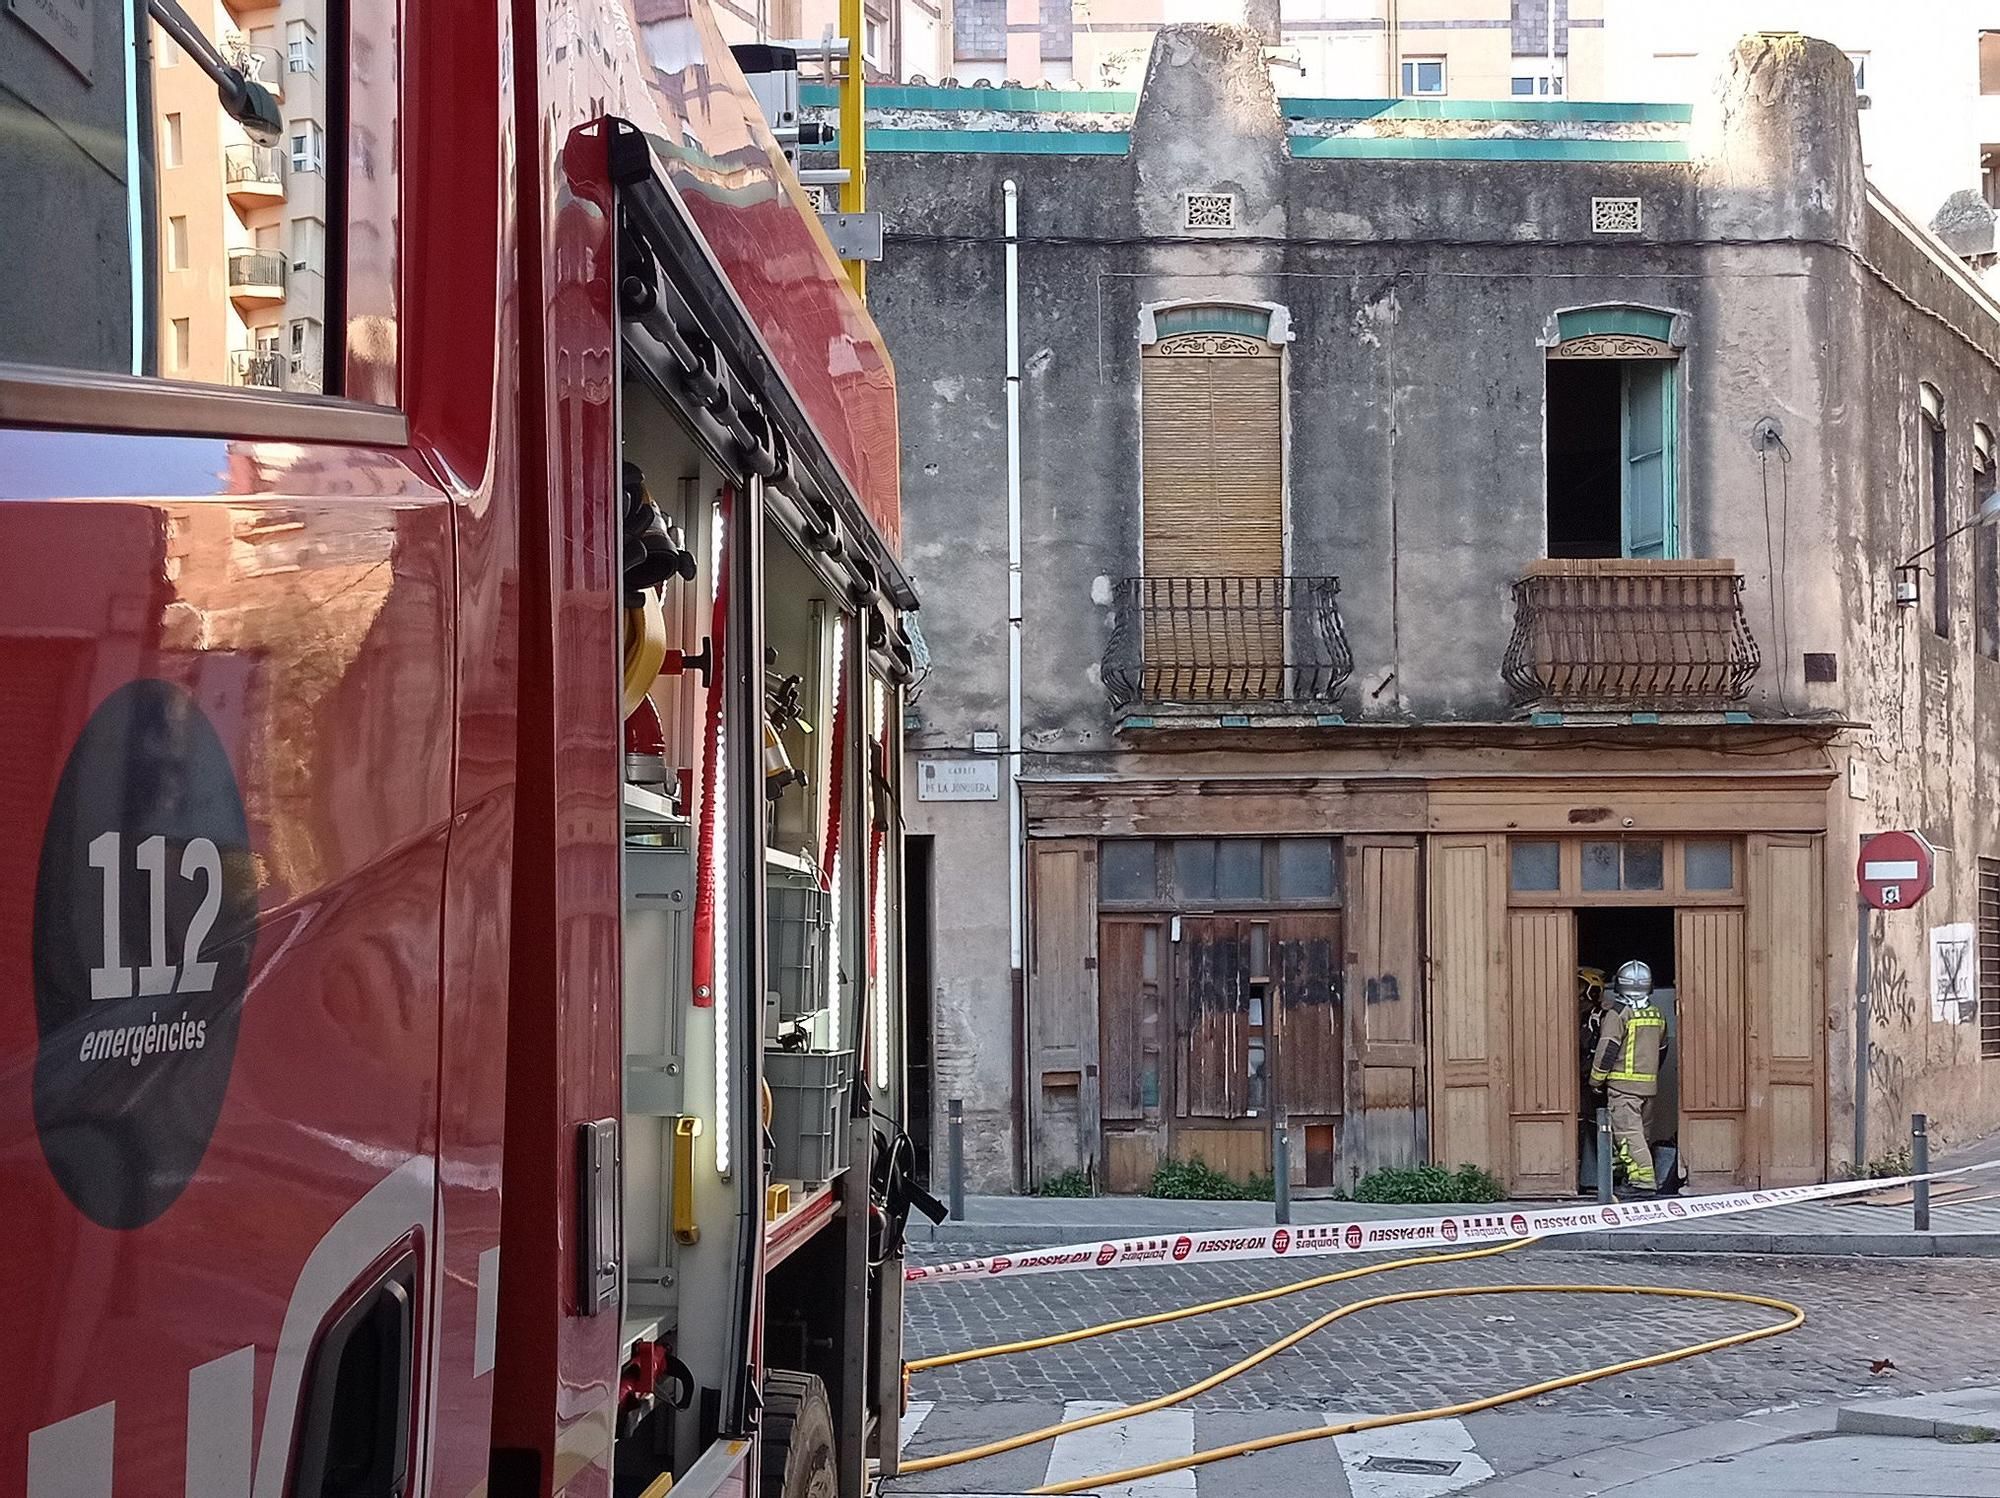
[1126,301,1302,707]
[1923,383,1951,639]
[1980,857,2000,1059]
[1544,307,1682,559]
[1975,424,1997,659]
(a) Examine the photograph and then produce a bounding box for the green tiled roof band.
[802,83,1691,126]
[865,129,1132,154]
[1291,137,1689,162]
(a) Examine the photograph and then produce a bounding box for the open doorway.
[902,834,935,1184]
[1545,357,1676,560]
[1547,360,1623,558]
[1574,906,1680,1190]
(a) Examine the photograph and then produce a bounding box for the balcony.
[1103,575,1352,714]
[223,143,286,205]
[223,36,285,99]
[1503,558,1760,714]
[226,249,287,305]
[229,349,285,390]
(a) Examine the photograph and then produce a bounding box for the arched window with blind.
[1104,301,1347,712]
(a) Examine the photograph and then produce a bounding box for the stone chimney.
[1132,24,1285,241]
[1691,32,1866,248]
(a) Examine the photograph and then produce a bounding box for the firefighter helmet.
[1612,960,1654,1005]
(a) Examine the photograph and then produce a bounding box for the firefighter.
[1589,960,1668,1196]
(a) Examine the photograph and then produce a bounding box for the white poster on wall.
[1930,922,1977,1023]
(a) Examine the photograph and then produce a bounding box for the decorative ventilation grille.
[1184,192,1237,230]
[1591,196,1643,234]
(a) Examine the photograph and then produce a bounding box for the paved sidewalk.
[1839,1384,2000,1440]
[921,1185,2000,1255]
[1470,1386,2000,1496]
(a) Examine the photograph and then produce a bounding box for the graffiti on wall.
[1869,928,1918,1032]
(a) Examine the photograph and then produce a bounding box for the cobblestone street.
[889,1242,2000,1495]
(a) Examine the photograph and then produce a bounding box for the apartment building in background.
[692,0,954,83]
[154,0,330,393]
[938,0,1606,97]
[1600,2,2000,264]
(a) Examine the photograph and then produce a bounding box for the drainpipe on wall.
[1004,178,1027,1181]
[1384,0,1399,96]
[1544,0,1555,95]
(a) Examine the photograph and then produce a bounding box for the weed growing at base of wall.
[1353,1164,1505,1205]
[1148,1157,1275,1200]
[1034,1168,1095,1197]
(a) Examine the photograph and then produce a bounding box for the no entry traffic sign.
[1858,829,1935,910]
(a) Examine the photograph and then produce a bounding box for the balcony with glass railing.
[229,349,285,390]
[223,35,285,99]
[223,143,286,205]
[226,249,287,305]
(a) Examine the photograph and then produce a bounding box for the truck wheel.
[761,1369,837,1498]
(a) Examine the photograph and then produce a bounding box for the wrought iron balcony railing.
[1502,558,1760,712]
[1103,575,1352,712]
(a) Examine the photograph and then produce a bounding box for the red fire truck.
[0,3,926,1496]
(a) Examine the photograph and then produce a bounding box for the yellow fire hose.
[901,1237,1806,1495]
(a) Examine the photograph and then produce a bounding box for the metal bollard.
[1596,1106,1614,1204]
[947,1097,966,1222]
[1913,1112,1930,1233]
[1272,1122,1292,1227]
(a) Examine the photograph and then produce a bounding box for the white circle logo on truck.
[32,680,257,1230]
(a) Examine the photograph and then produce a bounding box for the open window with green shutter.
[1545,308,1680,560]
[1620,360,1676,558]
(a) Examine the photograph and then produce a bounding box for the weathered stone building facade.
[840,29,2000,1193]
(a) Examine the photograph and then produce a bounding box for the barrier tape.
[903,1160,2000,1286]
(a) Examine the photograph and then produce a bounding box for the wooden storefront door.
[1098,916,1168,1192]
[1345,837,1426,1172]
[1271,913,1344,1186]
[1748,834,1825,1185]
[1138,913,1344,1185]
[1675,907,1746,1191]
[1673,838,1826,1191]
[1027,839,1099,1184]
[1507,908,1579,1195]
[1171,916,1264,1178]
[1428,836,1509,1182]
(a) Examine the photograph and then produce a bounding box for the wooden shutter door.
[1747,835,1825,1185]
[1676,907,1747,1191]
[1505,908,1577,1195]
[1098,918,1166,1190]
[1429,836,1508,1179]
[1272,913,1343,1117]
[1097,919,1159,1123]
[1176,917,1245,1119]
[1621,360,1675,559]
[1027,840,1099,1183]
[1345,837,1425,1172]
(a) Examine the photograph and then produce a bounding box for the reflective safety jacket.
[1589,1002,1666,1096]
